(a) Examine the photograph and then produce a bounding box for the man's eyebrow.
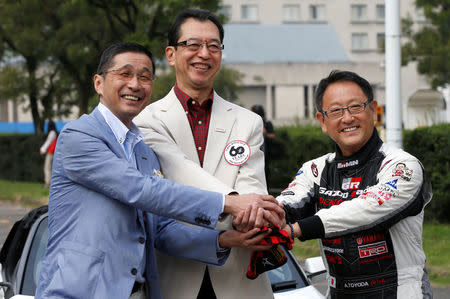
[115,64,152,73]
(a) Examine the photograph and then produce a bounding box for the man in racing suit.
[278,70,432,299]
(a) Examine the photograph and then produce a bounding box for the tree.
[0,0,73,133]
[1,0,242,134]
[402,0,449,88]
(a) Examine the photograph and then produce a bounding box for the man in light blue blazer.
[35,42,283,299]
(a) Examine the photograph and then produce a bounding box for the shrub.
[0,134,44,182]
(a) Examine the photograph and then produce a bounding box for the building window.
[376,4,385,21]
[241,4,258,22]
[351,4,367,21]
[352,33,369,50]
[283,4,300,22]
[219,5,232,21]
[377,33,385,51]
[309,4,325,21]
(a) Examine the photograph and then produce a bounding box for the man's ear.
[93,74,103,97]
[316,111,327,133]
[370,100,378,122]
[166,46,176,66]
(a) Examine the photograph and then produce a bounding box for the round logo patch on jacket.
[224,140,250,166]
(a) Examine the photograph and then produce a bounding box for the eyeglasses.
[101,68,156,85]
[320,101,370,119]
[174,38,224,53]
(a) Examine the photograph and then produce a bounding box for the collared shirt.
[174,84,213,166]
[97,102,147,282]
[173,86,229,254]
[98,102,143,167]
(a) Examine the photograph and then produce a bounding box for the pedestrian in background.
[251,105,276,183]
[39,120,58,188]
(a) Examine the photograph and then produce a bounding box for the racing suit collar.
[334,128,382,170]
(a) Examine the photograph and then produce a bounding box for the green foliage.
[0,0,232,132]
[403,123,450,222]
[0,134,45,182]
[402,0,449,88]
[266,125,334,191]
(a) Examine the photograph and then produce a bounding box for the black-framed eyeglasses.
[101,68,156,85]
[174,38,224,53]
[320,101,371,119]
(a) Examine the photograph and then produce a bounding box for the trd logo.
[358,241,388,258]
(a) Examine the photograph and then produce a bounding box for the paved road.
[0,202,30,248]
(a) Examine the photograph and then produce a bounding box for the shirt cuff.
[216,231,231,259]
[298,215,325,241]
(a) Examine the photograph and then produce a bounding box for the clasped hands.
[219,193,286,251]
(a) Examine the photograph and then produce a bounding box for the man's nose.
[341,109,353,122]
[197,44,211,57]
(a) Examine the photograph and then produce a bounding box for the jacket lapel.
[90,107,127,160]
[157,89,200,164]
[203,93,235,175]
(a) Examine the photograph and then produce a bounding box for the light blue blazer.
[36,108,227,299]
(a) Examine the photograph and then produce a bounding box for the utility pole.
[385,0,403,148]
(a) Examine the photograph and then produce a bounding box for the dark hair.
[314,70,374,111]
[96,42,155,75]
[47,120,57,133]
[251,105,266,121]
[168,8,224,46]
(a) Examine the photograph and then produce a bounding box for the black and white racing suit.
[277,130,432,299]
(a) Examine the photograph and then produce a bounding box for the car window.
[20,217,48,295]
[267,246,308,292]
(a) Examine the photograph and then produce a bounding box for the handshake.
[219,193,287,250]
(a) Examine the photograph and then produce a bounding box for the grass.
[0,179,448,285]
[0,179,49,207]
[291,224,450,286]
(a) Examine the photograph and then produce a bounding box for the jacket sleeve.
[316,155,431,239]
[57,126,224,229]
[155,216,229,266]
[276,160,320,224]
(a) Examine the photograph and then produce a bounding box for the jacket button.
[138,237,145,244]
[131,268,137,275]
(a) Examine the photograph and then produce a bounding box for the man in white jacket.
[135,8,274,299]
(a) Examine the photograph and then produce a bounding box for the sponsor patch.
[296,170,304,176]
[329,276,336,288]
[392,163,413,181]
[323,246,344,254]
[224,140,250,166]
[356,233,385,245]
[311,162,318,177]
[337,160,359,169]
[342,177,362,190]
[344,281,369,288]
[281,191,295,196]
[385,179,398,189]
[358,241,388,258]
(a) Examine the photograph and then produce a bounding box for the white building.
[219,0,446,129]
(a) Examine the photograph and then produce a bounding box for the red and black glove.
[246,226,294,280]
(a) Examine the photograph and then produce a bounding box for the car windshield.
[20,217,48,295]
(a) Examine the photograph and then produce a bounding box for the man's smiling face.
[166,18,222,95]
[94,52,153,128]
[316,81,378,156]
